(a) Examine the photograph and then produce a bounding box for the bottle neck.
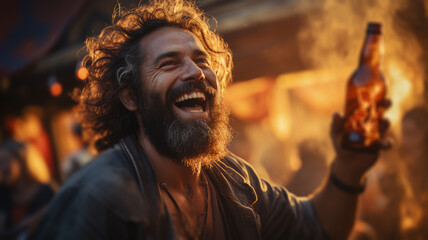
[359,33,383,67]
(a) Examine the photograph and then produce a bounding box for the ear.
[119,88,138,111]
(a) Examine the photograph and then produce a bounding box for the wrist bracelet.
[329,172,366,194]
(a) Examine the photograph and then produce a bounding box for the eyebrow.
[153,49,210,66]
[193,49,209,59]
[153,51,180,67]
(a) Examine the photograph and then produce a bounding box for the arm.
[311,113,391,240]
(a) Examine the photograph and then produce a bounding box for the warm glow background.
[1,0,427,237]
[224,0,426,187]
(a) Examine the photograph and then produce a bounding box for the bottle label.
[348,132,362,142]
[344,83,383,148]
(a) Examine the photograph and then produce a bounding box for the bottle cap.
[366,22,382,34]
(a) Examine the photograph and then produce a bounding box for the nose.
[181,58,205,82]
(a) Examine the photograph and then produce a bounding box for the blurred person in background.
[400,106,428,191]
[356,152,402,239]
[61,123,93,181]
[398,106,428,239]
[286,139,329,196]
[356,106,428,239]
[0,139,55,240]
[5,107,54,178]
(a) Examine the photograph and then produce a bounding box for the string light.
[50,82,63,97]
[75,60,88,81]
[47,74,63,97]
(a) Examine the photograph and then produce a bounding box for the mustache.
[166,81,216,103]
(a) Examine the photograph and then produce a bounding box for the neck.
[137,131,203,192]
[359,34,382,67]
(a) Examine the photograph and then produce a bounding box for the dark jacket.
[35,136,325,239]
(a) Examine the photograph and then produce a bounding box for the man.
[35,0,391,239]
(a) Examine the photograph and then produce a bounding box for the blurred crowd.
[354,106,428,240]
[0,105,427,239]
[0,107,93,239]
[0,139,54,239]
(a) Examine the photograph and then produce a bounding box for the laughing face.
[139,27,218,118]
[137,27,231,168]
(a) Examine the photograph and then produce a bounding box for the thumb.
[330,112,344,136]
[330,112,345,149]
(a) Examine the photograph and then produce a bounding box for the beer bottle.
[342,22,386,151]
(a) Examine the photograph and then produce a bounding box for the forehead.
[139,27,207,61]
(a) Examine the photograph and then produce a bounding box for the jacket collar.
[119,136,261,239]
[119,135,176,240]
[206,156,262,239]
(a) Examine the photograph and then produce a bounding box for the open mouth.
[174,90,207,114]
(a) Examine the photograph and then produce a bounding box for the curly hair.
[78,0,233,152]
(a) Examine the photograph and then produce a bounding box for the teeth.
[188,109,203,113]
[175,91,206,103]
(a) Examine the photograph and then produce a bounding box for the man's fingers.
[379,118,390,136]
[380,138,393,150]
[330,112,344,137]
[379,99,392,109]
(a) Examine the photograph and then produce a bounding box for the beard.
[138,81,232,171]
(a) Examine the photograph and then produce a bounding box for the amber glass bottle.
[342,22,386,151]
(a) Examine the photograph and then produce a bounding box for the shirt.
[35,135,327,239]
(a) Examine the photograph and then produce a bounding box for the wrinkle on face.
[135,27,231,166]
[138,27,218,102]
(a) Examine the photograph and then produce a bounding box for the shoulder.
[207,152,262,206]
[51,145,145,220]
[220,155,323,239]
[218,152,259,179]
[64,146,131,192]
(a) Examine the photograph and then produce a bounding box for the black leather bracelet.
[329,172,366,194]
